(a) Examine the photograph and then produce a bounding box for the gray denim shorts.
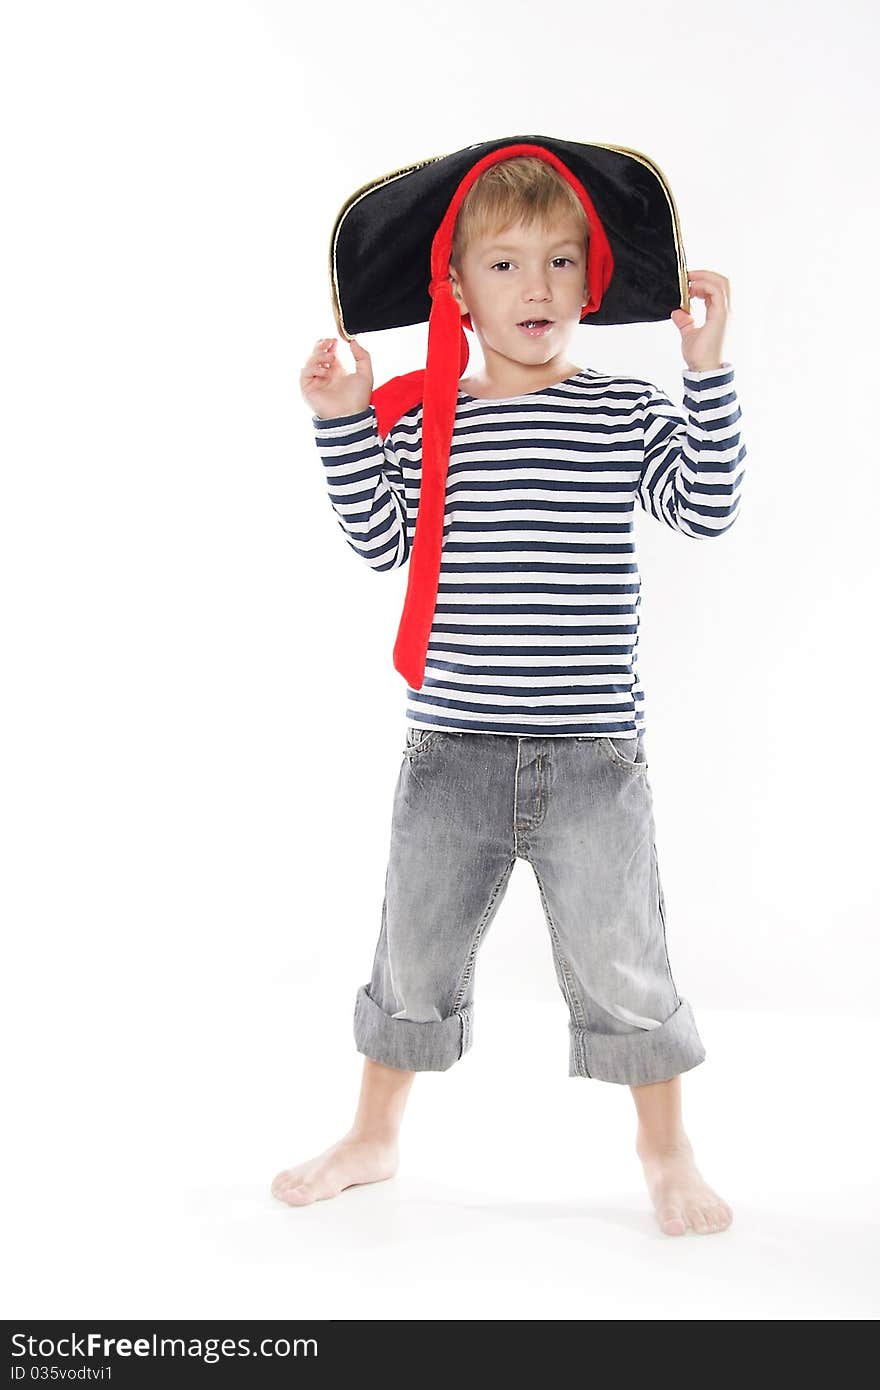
[354,727,706,1086]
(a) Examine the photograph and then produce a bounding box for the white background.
[2,0,878,1322]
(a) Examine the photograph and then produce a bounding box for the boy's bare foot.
[271,1131,399,1206]
[636,1135,733,1236]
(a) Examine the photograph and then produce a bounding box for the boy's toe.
[709,1202,733,1230]
[686,1203,710,1233]
[657,1203,686,1235]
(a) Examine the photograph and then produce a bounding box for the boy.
[273,149,742,1236]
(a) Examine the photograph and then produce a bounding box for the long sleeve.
[637,363,745,538]
[312,404,410,571]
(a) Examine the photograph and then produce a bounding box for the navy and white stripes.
[313,364,745,736]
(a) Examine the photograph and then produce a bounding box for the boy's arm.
[637,363,745,538]
[312,404,410,570]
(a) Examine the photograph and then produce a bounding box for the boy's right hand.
[301,336,373,419]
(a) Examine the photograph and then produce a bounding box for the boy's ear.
[449,270,469,316]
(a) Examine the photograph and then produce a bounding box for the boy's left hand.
[670,269,730,372]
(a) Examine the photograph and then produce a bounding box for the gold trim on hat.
[327,141,690,340]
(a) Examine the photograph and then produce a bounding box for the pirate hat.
[326,134,691,690]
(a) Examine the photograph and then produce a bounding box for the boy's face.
[448,214,590,370]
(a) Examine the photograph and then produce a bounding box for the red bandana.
[370,142,615,690]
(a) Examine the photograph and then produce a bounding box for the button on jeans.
[354,728,706,1086]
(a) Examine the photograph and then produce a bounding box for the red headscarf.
[369,142,615,690]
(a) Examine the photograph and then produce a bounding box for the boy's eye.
[490,258,574,271]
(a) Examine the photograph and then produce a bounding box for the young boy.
[273,151,742,1237]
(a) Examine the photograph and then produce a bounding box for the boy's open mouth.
[517,319,554,336]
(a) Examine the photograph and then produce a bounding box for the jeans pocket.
[404,726,437,753]
[403,726,465,756]
[601,735,647,770]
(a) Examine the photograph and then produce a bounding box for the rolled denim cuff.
[569,997,706,1085]
[354,983,472,1072]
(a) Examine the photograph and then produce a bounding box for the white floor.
[5,1004,878,1320]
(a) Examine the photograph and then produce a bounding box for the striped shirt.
[312,363,745,737]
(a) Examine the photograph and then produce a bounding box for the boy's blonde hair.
[449,156,590,270]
